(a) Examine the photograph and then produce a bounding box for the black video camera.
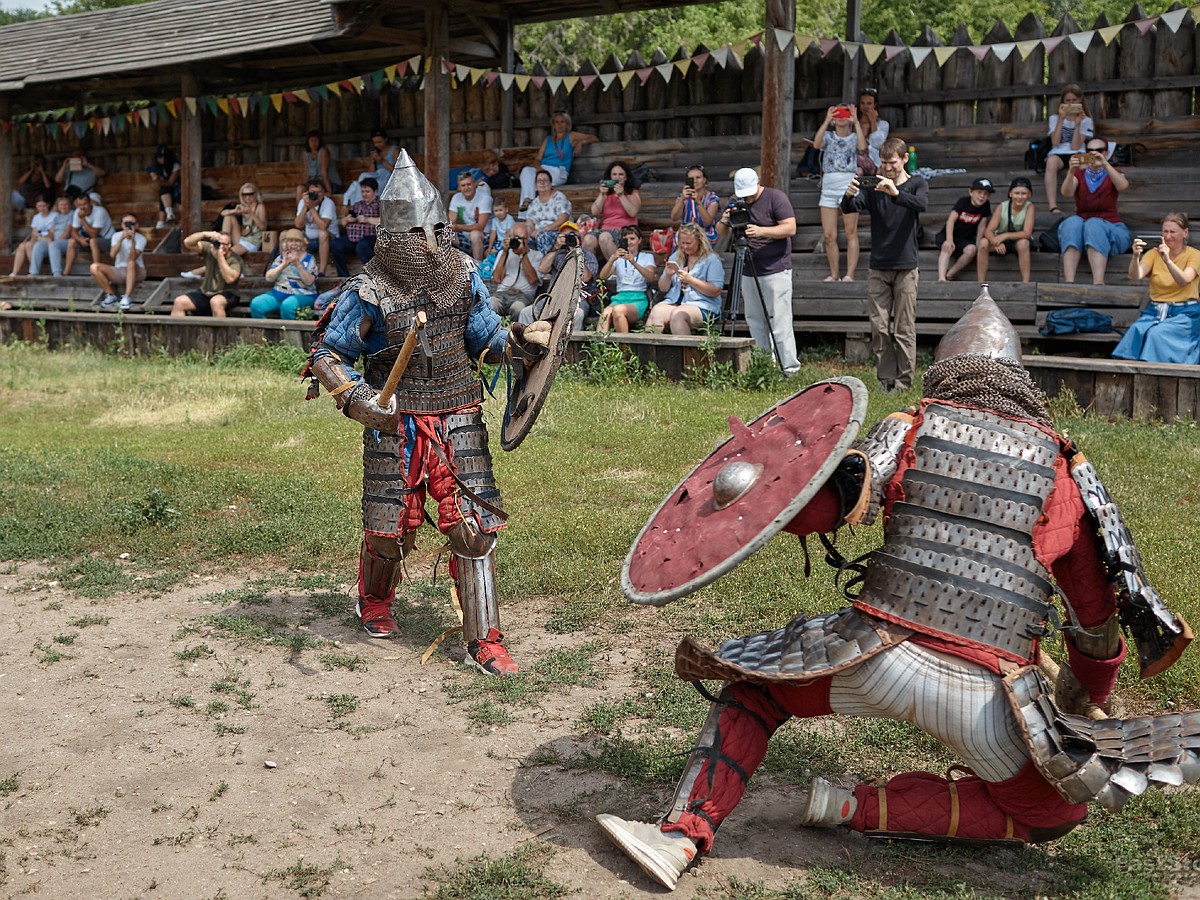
[508,236,523,251]
[562,231,579,249]
[727,198,751,230]
[308,190,319,201]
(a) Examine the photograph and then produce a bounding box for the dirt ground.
[1,558,892,900]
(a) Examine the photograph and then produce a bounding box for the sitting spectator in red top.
[584,161,642,261]
[333,177,380,269]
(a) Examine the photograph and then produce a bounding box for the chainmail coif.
[922,354,1051,426]
[363,228,471,311]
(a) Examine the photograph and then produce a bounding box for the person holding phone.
[54,147,105,200]
[670,165,720,243]
[1113,212,1200,363]
[597,227,656,333]
[586,161,642,261]
[814,103,868,282]
[647,223,726,336]
[1058,138,1130,285]
[1043,84,1094,214]
[249,229,319,319]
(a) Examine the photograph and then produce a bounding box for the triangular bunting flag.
[562,75,579,92]
[969,45,989,62]
[1135,16,1157,35]
[271,93,284,112]
[216,98,230,114]
[204,97,217,114]
[382,64,396,83]
[1097,23,1121,43]
[101,117,110,135]
[1161,7,1188,31]
[843,42,861,60]
[910,46,932,66]
[598,72,617,90]
[710,47,730,67]
[314,85,330,99]
[485,71,499,86]
[862,43,884,64]
[692,51,709,69]
[469,67,486,85]
[884,45,906,61]
[749,31,764,46]
[139,108,151,126]
[1068,31,1093,52]
[1042,35,1065,53]
[531,75,546,89]
[795,33,814,51]
[673,58,691,76]
[580,74,598,90]
[295,89,311,103]
[546,75,562,94]
[74,122,87,138]
[655,62,674,82]
[60,121,71,134]
[325,82,341,96]
[257,95,269,114]
[933,46,957,65]
[818,39,839,57]
[456,64,470,82]
[774,27,793,51]
[618,70,637,88]
[499,73,514,91]
[730,39,749,56]
[1016,39,1041,60]
[240,96,252,117]
[635,67,652,85]
[991,42,1016,60]
[514,74,531,92]
[395,61,407,79]
[349,77,364,92]
[149,105,158,125]
[173,98,185,116]
[228,97,240,116]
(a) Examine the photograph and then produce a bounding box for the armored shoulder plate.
[854,403,1059,662]
[1070,456,1192,678]
[852,413,913,525]
[364,281,481,414]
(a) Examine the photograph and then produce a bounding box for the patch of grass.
[52,558,131,598]
[175,644,215,662]
[206,700,230,716]
[214,722,248,736]
[52,632,77,645]
[71,804,111,827]
[325,694,359,719]
[43,599,63,611]
[210,666,255,709]
[264,855,344,899]
[441,641,605,718]
[209,780,229,801]
[420,843,566,899]
[0,773,19,796]
[578,698,639,735]
[169,695,196,708]
[66,614,110,628]
[320,652,365,672]
[201,612,320,652]
[34,641,74,665]
[465,699,515,730]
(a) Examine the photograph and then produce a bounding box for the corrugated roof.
[0,0,343,94]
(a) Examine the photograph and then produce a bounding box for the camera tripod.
[725,229,787,373]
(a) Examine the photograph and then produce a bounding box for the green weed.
[264,855,344,899]
[0,773,19,796]
[66,614,110,628]
[71,804,111,827]
[320,652,365,672]
[420,843,566,899]
[175,644,215,662]
[52,632,77,645]
[325,694,359,719]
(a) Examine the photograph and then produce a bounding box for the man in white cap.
[715,167,799,375]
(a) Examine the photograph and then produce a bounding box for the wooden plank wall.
[8,6,1198,174]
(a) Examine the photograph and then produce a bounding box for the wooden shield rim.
[500,248,583,451]
[620,377,870,606]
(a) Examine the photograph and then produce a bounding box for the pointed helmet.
[933,284,1022,363]
[378,148,446,249]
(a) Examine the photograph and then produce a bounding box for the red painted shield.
[621,377,869,606]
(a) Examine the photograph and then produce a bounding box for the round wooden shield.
[500,249,584,451]
[621,377,869,606]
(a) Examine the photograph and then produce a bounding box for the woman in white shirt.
[597,226,657,333]
[1043,84,1094,215]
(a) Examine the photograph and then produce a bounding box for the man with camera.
[841,137,928,392]
[715,167,800,376]
[490,222,543,319]
[516,221,599,331]
[89,212,146,311]
[294,179,345,277]
[170,230,244,318]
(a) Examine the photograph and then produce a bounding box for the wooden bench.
[566,331,755,380]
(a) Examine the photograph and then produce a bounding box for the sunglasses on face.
[241,192,255,197]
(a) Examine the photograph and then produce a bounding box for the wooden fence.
[9,5,1199,174]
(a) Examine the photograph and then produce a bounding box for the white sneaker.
[155,221,165,230]
[119,295,134,310]
[97,293,119,311]
[799,777,857,827]
[596,814,696,890]
[180,271,200,280]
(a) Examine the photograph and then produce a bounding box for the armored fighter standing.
[304,151,556,676]
[599,288,1197,889]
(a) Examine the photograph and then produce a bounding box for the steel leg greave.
[665,699,726,826]
[454,548,500,642]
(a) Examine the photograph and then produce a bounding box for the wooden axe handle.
[376,310,427,408]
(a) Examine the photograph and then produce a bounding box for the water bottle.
[906,145,918,174]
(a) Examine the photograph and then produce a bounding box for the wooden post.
[843,0,862,101]
[181,74,203,237]
[761,0,796,192]
[977,22,1016,125]
[1154,6,1195,118]
[0,97,11,254]
[1118,6,1154,118]
[1012,14,1047,124]
[500,16,514,148]
[424,4,450,191]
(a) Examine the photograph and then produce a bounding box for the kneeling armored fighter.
[598,286,1196,889]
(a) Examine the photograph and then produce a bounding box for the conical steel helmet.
[379,148,446,249]
[934,284,1022,362]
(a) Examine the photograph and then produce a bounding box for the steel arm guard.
[309,355,398,433]
[1068,452,1192,678]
